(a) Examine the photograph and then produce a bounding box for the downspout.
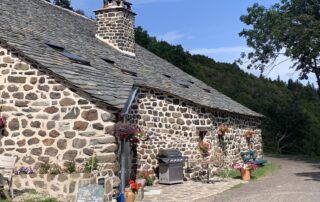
[119,86,138,202]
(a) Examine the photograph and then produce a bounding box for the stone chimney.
[95,0,136,57]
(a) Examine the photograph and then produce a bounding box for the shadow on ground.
[295,172,320,182]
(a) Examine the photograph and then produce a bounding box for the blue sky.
[71,0,317,86]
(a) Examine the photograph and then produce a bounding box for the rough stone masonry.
[0,45,119,175]
[128,87,263,179]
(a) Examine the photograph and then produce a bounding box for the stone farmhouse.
[0,0,263,199]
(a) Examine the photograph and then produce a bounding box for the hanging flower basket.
[198,141,211,157]
[217,124,230,137]
[115,122,144,144]
[245,130,255,139]
[0,116,7,135]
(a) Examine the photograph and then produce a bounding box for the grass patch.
[218,163,281,180]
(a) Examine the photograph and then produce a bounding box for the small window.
[121,69,137,77]
[45,43,65,51]
[101,58,115,65]
[175,80,190,88]
[46,43,91,66]
[188,80,195,84]
[62,52,91,66]
[203,88,211,93]
[163,74,171,78]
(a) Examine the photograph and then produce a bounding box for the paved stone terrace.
[142,178,244,202]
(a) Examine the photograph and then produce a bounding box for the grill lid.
[158,149,182,158]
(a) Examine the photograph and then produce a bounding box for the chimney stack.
[95,0,136,56]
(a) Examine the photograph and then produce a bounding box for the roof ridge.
[39,0,94,21]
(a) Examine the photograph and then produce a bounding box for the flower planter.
[125,188,136,202]
[241,169,251,181]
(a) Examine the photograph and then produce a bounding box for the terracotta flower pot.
[125,188,136,202]
[241,169,251,181]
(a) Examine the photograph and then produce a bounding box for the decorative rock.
[83,148,94,156]
[15,101,29,107]
[58,122,70,131]
[73,121,88,131]
[28,138,40,145]
[38,156,49,163]
[8,118,19,131]
[4,140,15,146]
[44,106,59,114]
[38,130,47,137]
[60,98,75,106]
[36,114,49,119]
[8,76,26,83]
[13,92,24,99]
[63,107,80,119]
[32,101,49,107]
[96,154,116,163]
[30,121,41,128]
[62,150,77,161]
[17,139,26,147]
[101,112,116,122]
[43,139,55,146]
[64,131,76,139]
[57,139,67,150]
[31,148,42,156]
[72,139,87,149]
[25,92,38,100]
[47,121,55,130]
[93,123,104,130]
[7,85,18,92]
[82,110,98,121]
[53,85,66,91]
[14,63,29,70]
[79,131,96,137]
[22,156,35,165]
[23,84,33,91]
[22,129,35,137]
[44,147,59,157]
[38,85,50,92]
[49,130,60,138]
[50,92,61,99]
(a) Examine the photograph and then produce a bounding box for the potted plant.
[0,115,6,135]
[245,130,255,139]
[115,122,144,145]
[232,162,258,181]
[217,124,230,137]
[125,180,141,202]
[198,141,211,158]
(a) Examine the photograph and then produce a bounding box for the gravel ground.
[212,156,320,202]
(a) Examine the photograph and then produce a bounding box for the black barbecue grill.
[157,149,188,184]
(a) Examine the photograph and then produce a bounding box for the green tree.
[239,0,320,95]
[54,0,73,10]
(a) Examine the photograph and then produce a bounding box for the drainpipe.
[119,87,138,202]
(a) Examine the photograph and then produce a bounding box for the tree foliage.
[53,0,73,10]
[239,0,320,95]
[135,26,320,157]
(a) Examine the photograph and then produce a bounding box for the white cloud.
[190,46,250,55]
[157,31,189,44]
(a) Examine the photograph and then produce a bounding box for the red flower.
[130,180,141,193]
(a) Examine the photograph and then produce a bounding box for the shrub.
[83,157,98,173]
[39,163,50,174]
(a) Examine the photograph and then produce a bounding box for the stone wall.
[0,46,119,175]
[128,87,263,179]
[13,170,115,201]
[95,0,135,56]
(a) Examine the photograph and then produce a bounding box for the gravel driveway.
[212,156,320,202]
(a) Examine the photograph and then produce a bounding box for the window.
[203,88,211,93]
[163,74,171,78]
[46,43,91,66]
[101,58,115,65]
[121,69,137,77]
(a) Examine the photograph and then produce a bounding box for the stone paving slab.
[142,178,245,202]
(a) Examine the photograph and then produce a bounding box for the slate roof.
[0,0,262,117]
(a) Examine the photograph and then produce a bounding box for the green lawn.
[218,163,281,180]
